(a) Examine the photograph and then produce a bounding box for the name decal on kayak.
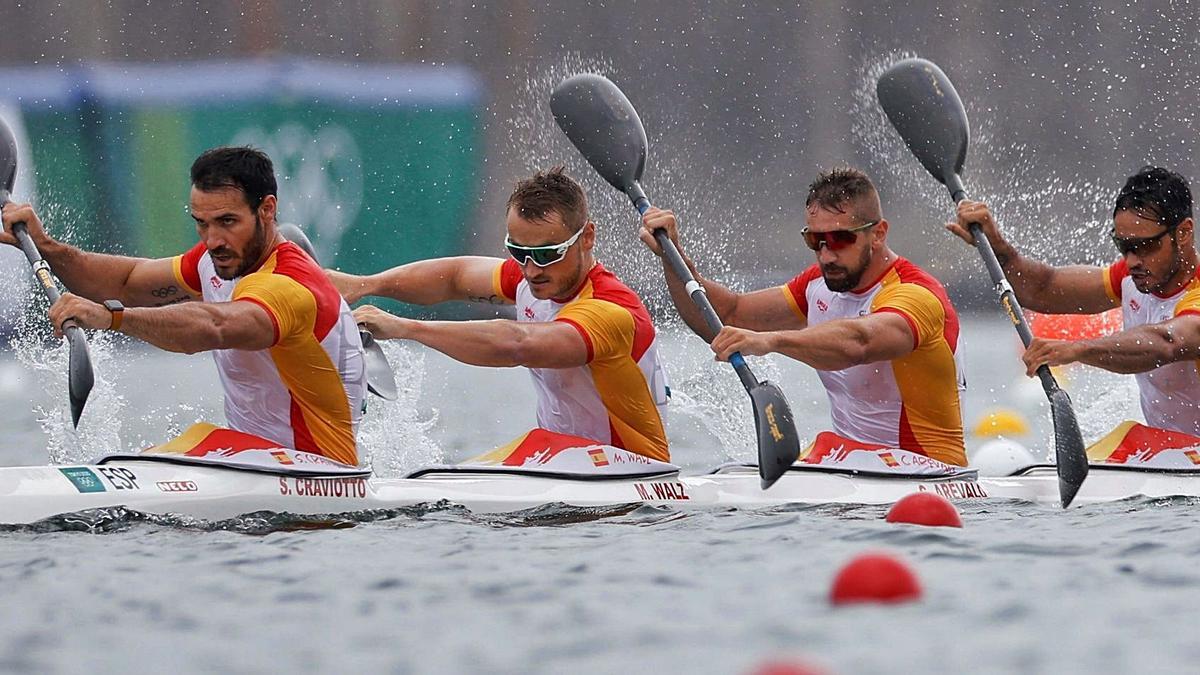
[634,481,690,501]
[278,476,368,499]
[918,481,989,500]
[157,480,198,493]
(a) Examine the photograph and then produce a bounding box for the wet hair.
[1113,166,1192,229]
[190,146,278,210]
[506,166,588,232]
[805,167,881,222]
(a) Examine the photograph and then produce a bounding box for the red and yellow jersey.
[493,259,670,461]
[782,257,966,466]
[1104,259,1200,434]
[173,241,366,465]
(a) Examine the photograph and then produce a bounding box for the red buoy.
[829,552,922,605]
[747,659,827,675]
[885,491,963,528]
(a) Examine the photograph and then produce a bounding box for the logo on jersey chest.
[210,275,223,289]
[524,306,535,319]
[816,299,828,313]
[1130,298,1141,311]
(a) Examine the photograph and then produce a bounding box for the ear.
[581,221,596,252]
[1177,217,1194,246]
[259,194,278,225]
[873,218,889,244]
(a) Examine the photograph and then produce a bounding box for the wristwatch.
[103,299,125,331]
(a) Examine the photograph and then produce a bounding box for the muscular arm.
[661,251,806,339]
[711,311,915,371]
[328,256,509,305]
[1024,314,1200,375]
[119,300,277,354]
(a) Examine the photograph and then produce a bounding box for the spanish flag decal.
[271,451,294,465]
[588,448,609,467]
[1186,450,1200,466]
[879,452,900,468]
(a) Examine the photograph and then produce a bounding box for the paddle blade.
[361,330,398,401]
[748,380,801,489]
[1050,388,1089,507]
[876,58,969,187]
[550,73,648,194]
[64,326,94,427]
[0,117,16,194]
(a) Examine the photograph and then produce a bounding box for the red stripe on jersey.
[891,258,960,351]
[784,265,824,318]
[499,258,523,302]
[289,396,320,455]
[237,296,281,345]
[1108,259,1128,302]
[897,406,926,457]
[875,307,920,350]
[558,317,595,362]
[584,265,656,361]
[179,241,206,294]
[267,242,343,341]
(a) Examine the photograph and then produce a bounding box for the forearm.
[39,240,147,303]
[119,303,262,354]
[661,253,738,342]
[1074,324,1200,374]
[407,319,532,367]
[769,320,872,371]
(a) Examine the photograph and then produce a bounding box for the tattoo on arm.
[467,294,506,305]
[149,284,192,307]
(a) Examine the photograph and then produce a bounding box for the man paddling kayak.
[953,166,1200,436]
[0,147,367,465]
[332,167,671,462]
[641,167,968,467]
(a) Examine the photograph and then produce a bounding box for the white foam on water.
[356,339,441,476]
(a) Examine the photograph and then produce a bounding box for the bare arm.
[327,256,509,306]
[1,203,191,307]
[639,207,804,340]
[353,305,589,368]
[1023,314,1200,375]
[48,294,276,354]
[949,200,1117,314]
[710,312,916,371]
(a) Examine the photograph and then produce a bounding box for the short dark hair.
[805,167,881,222]
[190,146,278,210]
[1113,166,1192,228]
[506,166,588,232]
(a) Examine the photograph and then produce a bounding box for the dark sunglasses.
[801,220,879,251]
[504,226,585,267]
[1111,225,1176,256]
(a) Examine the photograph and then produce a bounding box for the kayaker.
[331,167,671,462]
[952,165,1200,437]
[641,167,968,468]
[0,147,366,465]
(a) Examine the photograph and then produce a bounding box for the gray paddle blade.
[1050,389,1089,507]
[550,73,647,193]
[361,330,398,401]
[876,58,969,186]
[748,380,801,489]
[65,326,94,427]
[0,117,16,194]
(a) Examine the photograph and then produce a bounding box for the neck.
[1159,250,1199,296]
[852,246,897,292]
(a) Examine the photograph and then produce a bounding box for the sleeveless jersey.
[173,240,366,465]
[493,259,670,461]
[781,257,967,465]
[1104,259,1200,434]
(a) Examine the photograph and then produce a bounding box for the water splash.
[356,339,441,476]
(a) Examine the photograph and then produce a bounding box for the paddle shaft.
[947,178,1062,396]
[630,189,757,391]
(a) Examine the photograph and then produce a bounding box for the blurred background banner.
[0,57,484,331]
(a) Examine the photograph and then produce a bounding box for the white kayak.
[2,445,1198,526]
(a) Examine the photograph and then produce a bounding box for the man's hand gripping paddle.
[550,73,801,489]
[876,58,1088,507]
[0,116,93,427]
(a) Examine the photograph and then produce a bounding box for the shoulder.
[1105,259,1129,302]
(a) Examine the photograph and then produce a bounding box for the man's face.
[505,206,593,300]
[805,205,877,293]
[1112,209,1190,295]
[190,186,275,280]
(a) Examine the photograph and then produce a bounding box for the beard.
[821,244,873,292]
[213,215,268,280]
[1132,235,1183,295]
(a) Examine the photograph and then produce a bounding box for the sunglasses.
[505,226,585,267]
[801,220,879,251]
[1111,225,1176,256]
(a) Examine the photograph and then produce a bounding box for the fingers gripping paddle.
[876,58,1089,508]
[277,222,398,401]
[0,117,93,427]
[551,73,801,489]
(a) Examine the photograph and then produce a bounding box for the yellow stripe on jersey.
[1175,283,1200,316]
[557,297,635,360]
[872,271,965,466]
[780,285,806,320]
[172,254,202,296]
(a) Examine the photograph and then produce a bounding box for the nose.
[519,257,542,276]
[816,243,838,264]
